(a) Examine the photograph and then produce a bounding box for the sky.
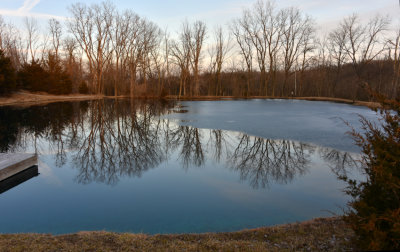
[0,0,399,34]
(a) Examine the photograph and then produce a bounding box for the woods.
[0,0,399,100]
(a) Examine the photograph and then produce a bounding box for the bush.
[78,81,89,94]
[17,55,72,95]
[343,94,400,250]
[18,60,50,92]
[44,53,72,95]
[0,50,16,95]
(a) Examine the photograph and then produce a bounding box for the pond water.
[0,99,378,234]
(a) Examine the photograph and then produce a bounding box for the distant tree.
[208,26,231,96]
[190,21,206,96]
[0,49,16,95]
[388,25,400,98]
[48,18,62,61]
[343,94,400,250]
[24,17,40,63]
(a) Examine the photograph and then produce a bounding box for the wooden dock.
[0,153,38,181]
[0,166,39,194]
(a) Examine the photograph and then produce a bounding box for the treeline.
[0,0,399,100]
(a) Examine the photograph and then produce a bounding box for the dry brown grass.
[0,91,103,107]
[0,217,355,252]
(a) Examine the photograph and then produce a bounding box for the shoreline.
[164,95,379,108]
[0,217,354,251]
[0,91,104,107]
[0,91,379,108]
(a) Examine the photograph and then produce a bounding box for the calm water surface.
[0,99,377,234]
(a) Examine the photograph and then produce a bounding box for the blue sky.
[0,0,399,33]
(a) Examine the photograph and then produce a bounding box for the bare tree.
[341,14,390,99]
[389,26,400,98]
[48,18,62,61]
[110,10,133,96]
[230,17,254,96]
[209,26,232,96]
[343,14,389,73]
[250,0,282,96]
[190,21,206,96]
[280,7,315,96]
[0,16,23,68]
[24,17,40,63]
[124,12,143,97]
[328,25,348,95]
[297,19,316,96]
[170,21,192,98]
[68,1,115,94]
[139,19,161,92]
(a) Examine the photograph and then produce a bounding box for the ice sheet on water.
[163,99,379,152]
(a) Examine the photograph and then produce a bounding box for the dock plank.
[0,153,38,181]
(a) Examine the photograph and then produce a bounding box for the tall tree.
[280,7,314,96]
[190,21,206,96]
[48,18,62,62]
[68,1,115,94]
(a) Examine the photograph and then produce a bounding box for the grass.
[0,91,103,107]
[0,217,355,251]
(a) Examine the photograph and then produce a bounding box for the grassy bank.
[0,217,354,252]
[0,91,103,107]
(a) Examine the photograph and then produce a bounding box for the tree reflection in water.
[0,99,359,188]
[319,147,360,178]
[229,135,314,188]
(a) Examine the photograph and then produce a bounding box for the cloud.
[0,0,66,20]
[18,0,41,13]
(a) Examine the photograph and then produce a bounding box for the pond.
[0,99,378,234]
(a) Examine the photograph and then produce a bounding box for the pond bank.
[0,91,379,108]
[0,217,354,252]
[165,95,380,108]
[0,91,103,107]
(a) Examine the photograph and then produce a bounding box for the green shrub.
[343,95,400,250]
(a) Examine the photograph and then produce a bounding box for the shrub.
[78,81,89,94]
[45,53,72,95]
[18,60,50,92]
[343,94,400,250]
[17,55,73,95]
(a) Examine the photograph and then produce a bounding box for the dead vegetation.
[0,217,354,252]
[0,91,103,107]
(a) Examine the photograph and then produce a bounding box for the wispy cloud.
[18,0,41,13]
[0,0,65,20]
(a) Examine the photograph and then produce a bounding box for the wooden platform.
[0,153,38,181]
[0,165,39,194]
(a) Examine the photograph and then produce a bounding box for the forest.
[0,0,399,100]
